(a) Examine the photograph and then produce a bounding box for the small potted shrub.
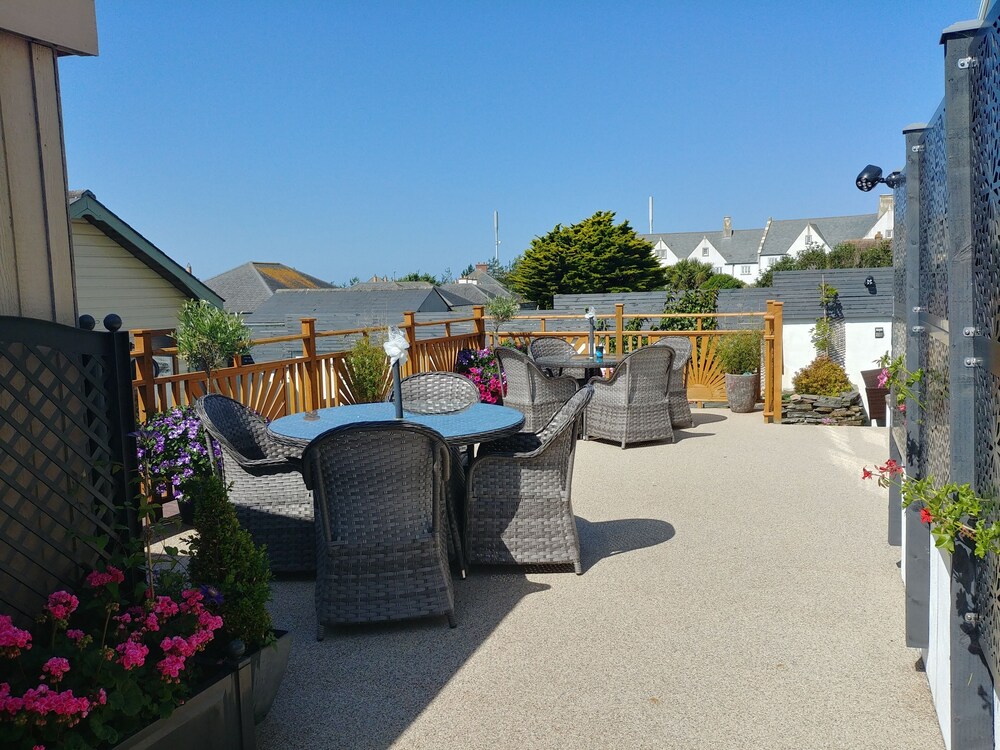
[345,335,389,403]
[186,474,290,724]
[792,356,854,397]
[715,330,762,413]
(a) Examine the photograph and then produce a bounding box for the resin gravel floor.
[257,408,943,750]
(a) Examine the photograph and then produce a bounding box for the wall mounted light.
[864,275,877,295]
[856,165,905,191]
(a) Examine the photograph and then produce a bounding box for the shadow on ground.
[258,570,550,749]
[577,516,675,571]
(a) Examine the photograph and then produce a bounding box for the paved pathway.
[258,409,943,749]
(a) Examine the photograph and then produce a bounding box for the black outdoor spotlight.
[856,164,905,191]
[864,275,877,294]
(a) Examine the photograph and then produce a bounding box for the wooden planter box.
[860,369,888,426]
[114,630,291,750]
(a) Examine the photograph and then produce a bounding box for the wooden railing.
[132,300,784,424]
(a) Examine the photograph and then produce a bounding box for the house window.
[701,247,709,257]
[805,232,813,244]
[714,266,723,274]
[885,229,893,238]
[740,265,751,275]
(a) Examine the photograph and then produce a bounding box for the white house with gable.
[642,195,894,283]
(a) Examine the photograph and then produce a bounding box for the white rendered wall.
[781,320,892,415]
[925,547,953,749]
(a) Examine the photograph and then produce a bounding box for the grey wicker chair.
[583,345,675,448]
[496,347,578,431]
[301,422,455,638]
[528,337,586,380]
[654,337,694,428]
[195,395,315,573]
[466,385,594,574]
[389,371,480,414]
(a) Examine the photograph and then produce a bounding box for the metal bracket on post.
[963,326,977,337]
[912,325,926,334]
[964,357,983,368]
[911,145,925,153]
[958,56,978,69]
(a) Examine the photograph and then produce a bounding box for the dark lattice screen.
[0,317,137,625]
[971,9,1000,688]
[891,180,907,454]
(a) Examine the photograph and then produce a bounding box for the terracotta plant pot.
[725,373,759,413]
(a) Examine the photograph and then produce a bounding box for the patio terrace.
[256,410,942,750]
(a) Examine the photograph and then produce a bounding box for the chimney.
[878,194,894,217]
[475,263,489,273]
[722,216,733,238]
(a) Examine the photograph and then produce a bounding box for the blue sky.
[61,1,971,285]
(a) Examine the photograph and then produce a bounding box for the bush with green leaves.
[485,295,520,342]
[186,473,274,650]
[655,290,718,331]
[346,334,389,403]
[792,356,854,396]
[174,300,252,375]
[701,273,746,290]
[715,330,762,375]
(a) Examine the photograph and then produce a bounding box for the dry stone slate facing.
[781,391,869,426]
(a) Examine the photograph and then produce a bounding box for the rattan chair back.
[301,421,455,634]
[390,371,480,413]
[495,347,578,430]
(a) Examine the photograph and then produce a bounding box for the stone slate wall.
[781,391,869,426]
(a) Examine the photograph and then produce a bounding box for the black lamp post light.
[855,164,904,192]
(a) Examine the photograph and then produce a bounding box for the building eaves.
[68,189,224,308]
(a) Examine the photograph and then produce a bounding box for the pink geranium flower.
[41,657,70,683]
[45,592,79,623]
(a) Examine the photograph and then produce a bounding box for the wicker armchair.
[466,385,594,574]
[528,337,586,380]
[583,345,675,448]
[301,422,455,638]
[389,371,480,413]
[496,347,578,431]
[654,337,694,428]
[194,395,314,573]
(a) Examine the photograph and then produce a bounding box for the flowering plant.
[455,348,507,404]
[875,352,924,414]
[0,568,224,750]
[862,459,1000,557]
[134,407,220,503]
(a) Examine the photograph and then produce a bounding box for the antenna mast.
[494,210,501,262]
[649,196,654,234]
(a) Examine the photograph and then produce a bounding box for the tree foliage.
[507,211,666,309]
[398,271,439,284]
[663,259,715,290]
[174,300,252,376]
[701,273,746,290]
[655,290,719,331]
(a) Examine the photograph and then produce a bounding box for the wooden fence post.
[402,311,417,376]
[771,301,784,423]
[472,306,486,348]
[615,303,624,355]
[301,318,318,412]
[132,329,157,422]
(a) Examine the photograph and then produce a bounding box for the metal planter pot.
[725,373,759,413]
[112,630,290,750]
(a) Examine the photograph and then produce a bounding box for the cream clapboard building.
[69,190,222,333]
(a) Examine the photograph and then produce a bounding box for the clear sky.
[60,1,973,286]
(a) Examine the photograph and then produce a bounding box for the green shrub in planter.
[187,474,274,650]
[792,356,854,396]
[346,335,389,404]
[715,330,762,374]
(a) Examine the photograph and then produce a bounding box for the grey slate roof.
[247,287,465,361]
[68,190,223,307]
[641,212,879,265]
[349,281,435,291]
[456,270,512,299]
[641,228,762,265]
[206,262,334,314]
[438,282,492,306]
[759,214,878,257]
[717,267,893,321]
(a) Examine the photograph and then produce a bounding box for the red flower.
[862,467,873,480]
[920,507,934,525]
[878,459,904,478]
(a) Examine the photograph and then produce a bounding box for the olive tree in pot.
[715,330,763,413]
[174,300,252,387]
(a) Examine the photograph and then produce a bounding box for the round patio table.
[268,402,524,579]
[533,353,623,381]
[267,402,525,445]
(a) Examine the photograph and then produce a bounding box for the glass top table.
[267,402,526,445]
